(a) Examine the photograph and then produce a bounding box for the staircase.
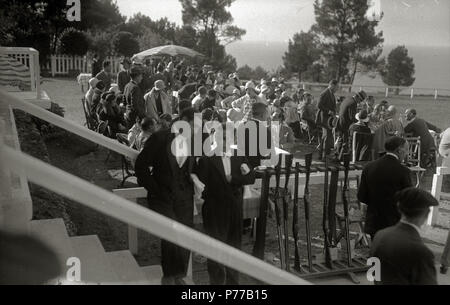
[0,97,163,285]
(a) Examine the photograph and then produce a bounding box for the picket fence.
[41,55,123,77]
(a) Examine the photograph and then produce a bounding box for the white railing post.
[410,88,414,99]
[434,89,438,100]
[385,87,389,98]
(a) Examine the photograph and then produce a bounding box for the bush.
[113,31,140,57]
[58,28,90,56]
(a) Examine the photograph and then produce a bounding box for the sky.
[115,0,450,46]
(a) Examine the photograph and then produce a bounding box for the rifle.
[283,154,294,271]
[342,153,353,267]
[323,156,333,269]
[273,157,285,270]
[292,162,301,272]
[303,153,314,272]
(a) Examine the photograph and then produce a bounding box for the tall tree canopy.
[283,30,321,81]
[380,45,415,88]
[312,0,384,82]
[180,0,245,70]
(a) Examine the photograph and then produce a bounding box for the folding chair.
[335,178,371,249]
[81,98,98,131]
[116,134,137,187]
[405,137,426,187]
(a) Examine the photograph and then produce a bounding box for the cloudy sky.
[115,0,450,46]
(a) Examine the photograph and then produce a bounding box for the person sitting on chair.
[404,108,441,167]
[370,187,438,285]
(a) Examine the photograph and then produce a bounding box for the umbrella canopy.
[132,45,205,62]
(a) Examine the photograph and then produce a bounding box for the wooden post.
[435,89,438,100]
[410,88,414,99]
[385,87,389,98]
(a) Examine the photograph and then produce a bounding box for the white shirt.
[221,155,232,183]
[173,134,189,168]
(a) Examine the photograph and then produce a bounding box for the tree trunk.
[349,59,359,93]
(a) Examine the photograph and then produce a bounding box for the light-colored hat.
[109,84,120,95]
[271,77,278,83]
[245,81,258,91]
[154,80,166,91]
[260,84,269,94]
[232,88,241,95]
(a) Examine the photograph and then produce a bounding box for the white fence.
[41,55,123,77]
[297,81,450,100]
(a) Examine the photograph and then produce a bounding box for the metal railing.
[0,89,310,285]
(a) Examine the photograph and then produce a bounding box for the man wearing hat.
[316,80,339,160]
[336,90,367,160]
[117,58,132,93]
[370,187,438,285]
[144,80,173,121]
[358,136,413,239]
[124,67,145,128]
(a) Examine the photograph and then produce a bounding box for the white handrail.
[0,90,138,160]
[0,145,310,285]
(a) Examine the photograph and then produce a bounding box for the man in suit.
[358,136,413,239]
[144,80,173,121]
[95,60,112,91]
[196,123,256,285]
[370,187,438,285]
[123,67,146,129]
[135,108,196,285]
[117,58,131,93]
[404,109,441,167]
[316,79,339,160]
[336,90,367,160]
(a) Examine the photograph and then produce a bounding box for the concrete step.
[69,235,119,285]
[141,265,163,285]
[106,250,149,285]
[29,218,76,285]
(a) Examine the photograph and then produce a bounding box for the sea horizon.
[226,41,450,91]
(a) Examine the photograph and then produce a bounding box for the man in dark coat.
[117,58,131,93]
[404,108,441,167]
[316,79,338,160]
[123,67,145,129]
[370,187,438,285]
[135,108,196,285]
[336,90,367,159]
[196,123,256,285]
[357,136,413,239]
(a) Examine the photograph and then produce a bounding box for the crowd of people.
[82,57,449,286]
